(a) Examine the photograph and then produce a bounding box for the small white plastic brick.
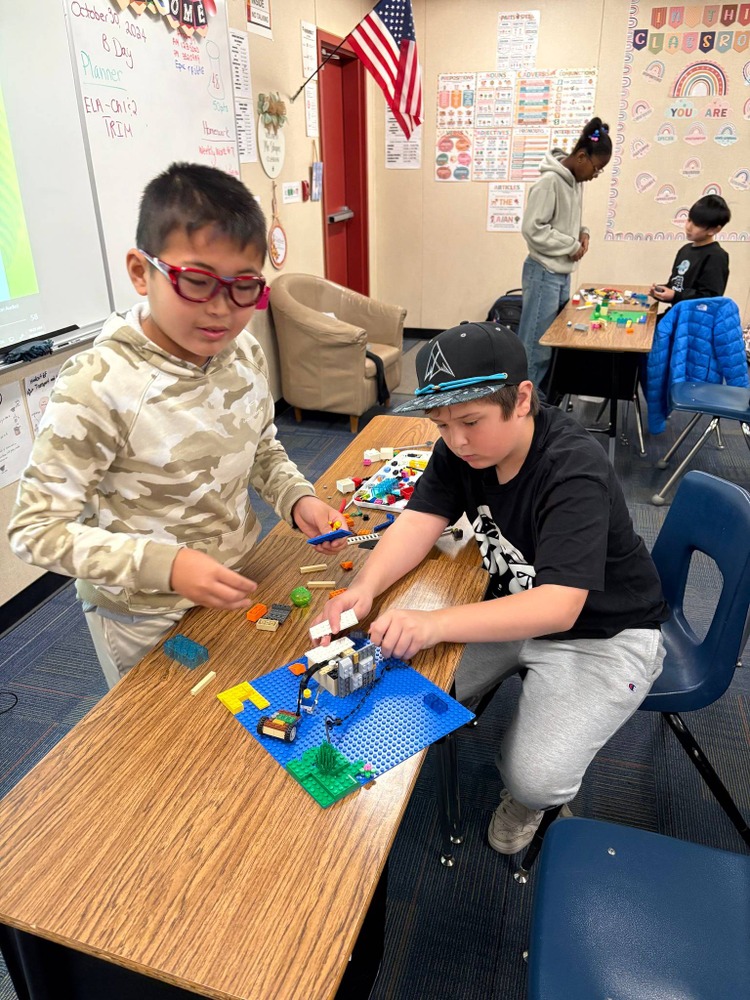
[304,636,355,665]
[379,447,394,460]
[336,478,356,493]
[309,619,332,640]
[340,608,359,630]
[364,448,381,462]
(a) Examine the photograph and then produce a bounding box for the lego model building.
[314,639,377,698]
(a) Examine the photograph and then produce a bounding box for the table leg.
[435,732,463,867]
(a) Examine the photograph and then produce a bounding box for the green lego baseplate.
[591,304,648,324]
[286,742,365,807]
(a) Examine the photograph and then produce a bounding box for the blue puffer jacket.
[645,297,749,434]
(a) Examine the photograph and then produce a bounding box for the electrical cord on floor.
[0,691,19,715]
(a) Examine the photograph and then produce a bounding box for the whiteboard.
[0,1,111,352]
[64,0,240,311]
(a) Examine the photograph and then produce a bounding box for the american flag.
[349,0,423,139]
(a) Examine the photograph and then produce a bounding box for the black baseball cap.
[393,322,529,414]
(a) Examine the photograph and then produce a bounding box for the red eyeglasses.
[139,250,268,309]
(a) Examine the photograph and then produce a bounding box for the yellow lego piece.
[217,681,270,714]
[256,617,279,632]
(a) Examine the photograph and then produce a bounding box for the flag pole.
[289,10,371,103]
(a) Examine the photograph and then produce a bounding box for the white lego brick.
[379,447,394,460]
[339,608,359,630]
[364,448,381,462]
[304,636,355,665]
[309,619,332,640]
[336,478,356,493]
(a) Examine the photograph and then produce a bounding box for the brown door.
[317,31,369,295]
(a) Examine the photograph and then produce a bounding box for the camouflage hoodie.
[8,305,315,615]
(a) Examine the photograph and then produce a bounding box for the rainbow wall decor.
[671,61,728,98]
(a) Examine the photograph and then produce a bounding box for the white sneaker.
[487,789,573,855]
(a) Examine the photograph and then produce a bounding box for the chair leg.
[655,412,704,469]
[513,805,563,884]
[633,390,646,456]
[293,407,303,423]
[383,397,390,408]
[651,416,720,506]
[594,398,609,423]
[663,712,750,848]
[349,416,359,434]
[435,732,463,867]
[715,418,725,450]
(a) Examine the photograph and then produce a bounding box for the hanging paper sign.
[268,220,287,269]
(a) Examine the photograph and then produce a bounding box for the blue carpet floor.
[1,339,749,998]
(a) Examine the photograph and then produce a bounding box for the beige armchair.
[269,273,406,433]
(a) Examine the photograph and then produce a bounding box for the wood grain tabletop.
[0,414,485,1000]
[539,284,658,353]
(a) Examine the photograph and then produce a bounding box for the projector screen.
[0,2,112,354]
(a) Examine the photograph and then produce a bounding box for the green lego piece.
[286,742,365,808]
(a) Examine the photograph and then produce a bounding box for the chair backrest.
[650,470,750,708]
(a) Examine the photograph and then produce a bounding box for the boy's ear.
[516,381,534,416]
[126,249,149,296]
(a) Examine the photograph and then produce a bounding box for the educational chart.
[487,182,526,232]
[496,10,540,73]
[434,69,597,183]
[64,0,239,310]
[0,381,33,489]
[607,1,750,241]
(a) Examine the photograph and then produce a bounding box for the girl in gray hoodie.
[517,117,612,389]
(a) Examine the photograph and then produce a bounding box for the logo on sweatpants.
[628,682,637,692]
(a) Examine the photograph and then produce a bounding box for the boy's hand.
[170,549,257,610]
[369,608,440,661]
[292,495,349,552]
[649,284,674,302]
[312,584,375,644]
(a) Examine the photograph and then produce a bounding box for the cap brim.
[393,383,504,414]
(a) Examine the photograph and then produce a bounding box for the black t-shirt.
[406,405,669,640]
[668,242,729,303]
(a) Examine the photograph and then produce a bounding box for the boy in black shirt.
[317,322,668,854]
[650,194,730,305]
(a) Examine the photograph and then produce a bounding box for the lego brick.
[309,620,332,640]
[339,608,359,630]
[190,670,216,696]
[336,478,356,493]
[307,529,354,546]
[329,588,347,599]
[288,660,307,676]
[340,561,354,571]
[267,604,292,623]
[217,681,270,714]
[300,563,327,573]
[163,634,209,670]
[246,603,268,623]
[256,617,280,632]
[286,743,363,808]
[304,636,355,665]
[307,580,336,588]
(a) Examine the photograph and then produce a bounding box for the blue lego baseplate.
[230,644,474,805]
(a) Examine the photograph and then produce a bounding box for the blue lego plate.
[228,646,474,804]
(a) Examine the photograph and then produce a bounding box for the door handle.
[327,206,354,224]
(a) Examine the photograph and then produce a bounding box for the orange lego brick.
[246,603,268,622]
[340,561,354,571]
[329,588,347,599]
[288,661,307,676]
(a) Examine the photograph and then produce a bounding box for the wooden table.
[0,415,485,1000]
[539,285,658,458]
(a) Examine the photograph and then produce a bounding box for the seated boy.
[650,194,730,306]
[9,163,345,689]
[317,322,668,854]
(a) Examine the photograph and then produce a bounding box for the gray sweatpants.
[454,628,665,811]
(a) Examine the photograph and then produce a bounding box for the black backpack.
[486,288,523,333]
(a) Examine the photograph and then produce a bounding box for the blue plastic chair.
[641,470,750,847]
[512,470,750,884]
[527,818,750,1000]
[652,381,750,505]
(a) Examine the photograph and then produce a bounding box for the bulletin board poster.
[497,10,540,72]
[435,129,473,181]
[436,74,476,129]
[510,126,551,182]
[487,182,526,231]
[25,366,61,437]
[0,381,33,488]
[475,71,516,128]
[472,128,512,180]
[606,1,750,241]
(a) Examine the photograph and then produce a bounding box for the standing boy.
[318,322,668,854]
[650,194,731,306]
[9,163,344,688]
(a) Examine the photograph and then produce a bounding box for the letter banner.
[716,28,734,48]
[669,6,685,26]
[682,30,700,49]
[649,31,665,51]
[633,27,649,48]
[684,5,703,25]
[739,2,750,24]
[703,4,721,25]
[700,29,716,47]
[720,4,738,24]
[652,6,668,27]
